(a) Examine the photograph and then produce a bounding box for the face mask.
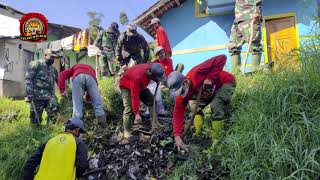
[45,57,54,66]
[151,75,160,83]
[157,52,165,60]
[181,81,190,97]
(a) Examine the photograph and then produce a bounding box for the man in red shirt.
[58,64,106,127]
[147,46,174,116]
[167,55,236,150]
[120,63,166,138]
[150,18,172,57]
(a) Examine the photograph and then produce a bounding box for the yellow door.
[266,16,298,68]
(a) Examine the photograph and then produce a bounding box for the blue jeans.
[72,73,105,119]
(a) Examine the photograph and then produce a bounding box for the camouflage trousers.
[29,98,58,124]
[228,20,263,56]
[189,83,236,121]
[99,51,116,76]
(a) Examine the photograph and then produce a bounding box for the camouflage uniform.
[94,28,119,76]
[116,31,149,66]
[25,59,58,124]
[229,0,263,72]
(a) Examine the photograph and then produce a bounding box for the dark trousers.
[189,83,236,121]
[29,99,58,124]
[121,88,154,122]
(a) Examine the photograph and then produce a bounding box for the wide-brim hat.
[167,71,185,98]
[150,63,166,83]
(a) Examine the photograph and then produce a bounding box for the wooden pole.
[96,55,100,79]
[241,20,255,75]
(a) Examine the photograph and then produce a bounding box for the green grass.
[3,35,320,179]
[220,60,320,179]
[0,98,62,180]
[0,77,122,180]
[169,31,320,179]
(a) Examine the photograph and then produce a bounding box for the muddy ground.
[85,117,181,179]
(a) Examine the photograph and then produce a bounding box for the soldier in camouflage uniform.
[94,22,120,76]
[228,0,263,72]
[25,49,59,126]
[116,23,150,72]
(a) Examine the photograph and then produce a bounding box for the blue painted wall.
[160,0,318,73]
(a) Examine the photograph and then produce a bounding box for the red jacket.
[154,57,173,77]
[58,64,97,93]
[156,25,172,55]
[119,64,152,115]
[172,55,235,137]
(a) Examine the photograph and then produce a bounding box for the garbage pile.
[87,118,178,180]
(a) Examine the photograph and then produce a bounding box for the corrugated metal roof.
[133,0,186,38]
[0,14,20,38]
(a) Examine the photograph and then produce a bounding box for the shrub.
[99,77,123,122]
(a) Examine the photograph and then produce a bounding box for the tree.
[119,11,129,26]
[87,11,104,44]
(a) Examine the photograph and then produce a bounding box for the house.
[0,3,81,97]
[134,0,319,72]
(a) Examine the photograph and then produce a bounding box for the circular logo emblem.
[59,136,66,143]
[19,13,48,42]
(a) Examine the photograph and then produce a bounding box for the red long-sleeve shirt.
[154,57,173,77]
[58,64,97,93]
[173,55,235,137]
[155,25,172,56]
[119,63,152,115]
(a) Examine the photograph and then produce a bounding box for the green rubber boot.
[231,54,241,73]
[251,54,261,72]
[123,116,132,138]
[193,114,204,135]
[175,63,184,73]
[211,120,224,145]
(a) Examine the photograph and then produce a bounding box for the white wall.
[0,39,36,97]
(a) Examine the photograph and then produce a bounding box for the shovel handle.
[183,85,204,137]
[31,100,41,126]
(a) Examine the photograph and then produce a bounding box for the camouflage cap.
[127,23,137,36]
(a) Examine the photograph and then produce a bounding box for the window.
[195,0,235,18]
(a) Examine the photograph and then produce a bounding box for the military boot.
[231,54,241,73]
[123,116,132,138]
[251,54,261,72]
[211,120,224,145]
[193,114,204,135]
[97,115,107,128]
